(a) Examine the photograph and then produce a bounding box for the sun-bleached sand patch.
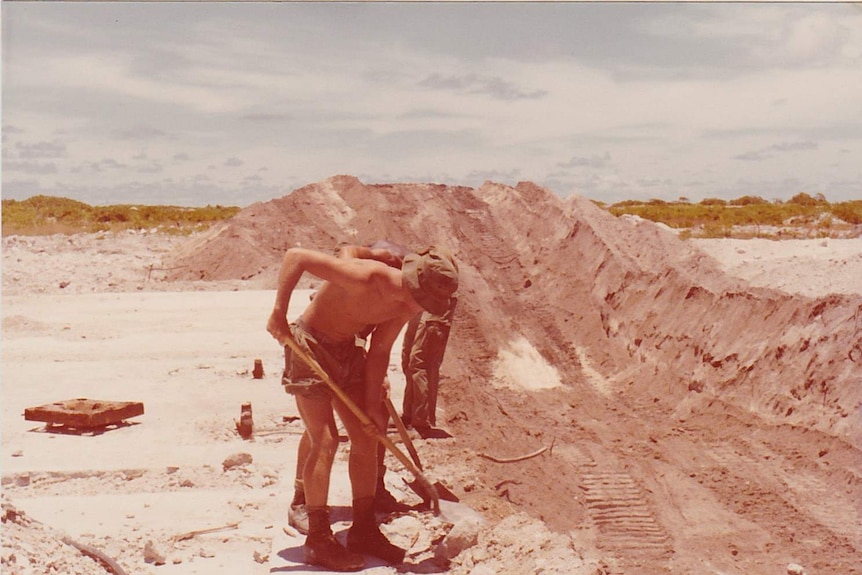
[492,336,561,391]
[573,346,612,397]
[319,178,357,231]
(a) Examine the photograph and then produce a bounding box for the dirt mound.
[166,176,860,443]
[164,176,862,573]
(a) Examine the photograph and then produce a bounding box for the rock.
[787,564,806,575]
[143,540,166,565]
[434,517,482,561]
[222,452,253,471]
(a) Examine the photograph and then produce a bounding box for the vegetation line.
[602,192,861,239]
[2,195,240,237]
[2,192,860,239]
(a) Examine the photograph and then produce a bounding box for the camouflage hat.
[402,246,459,315]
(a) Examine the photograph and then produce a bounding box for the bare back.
[303,273,414,342]
[267,247,422,374]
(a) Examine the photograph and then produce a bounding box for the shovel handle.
[280,333,440,515]
[384,397,423,471]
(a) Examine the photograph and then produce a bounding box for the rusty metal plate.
[24,398,144,429]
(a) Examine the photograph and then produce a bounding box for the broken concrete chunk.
[143,540,166,565]
[222,452,253,471]
[434,517,482,561]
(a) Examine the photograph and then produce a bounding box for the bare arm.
[364,317,410,429]
[266,247,375,344]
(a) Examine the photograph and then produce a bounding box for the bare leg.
[330,396,377,500]
[295,395,340,508]
[293,431,310,500]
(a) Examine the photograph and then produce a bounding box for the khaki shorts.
[281,321,367,407]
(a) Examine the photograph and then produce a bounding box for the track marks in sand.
[580,470,672,571]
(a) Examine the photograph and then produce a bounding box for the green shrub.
[788,192,826,206]
[607,193,858,237]
[830,201,862,225]
[729,195,768,206]
[2,196,240,236]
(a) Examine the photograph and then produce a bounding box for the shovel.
[280,333,443,515]
[383,397,460,505]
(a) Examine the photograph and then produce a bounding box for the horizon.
[2,3,861,208]
[2,176,857,211]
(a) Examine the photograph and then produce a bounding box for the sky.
[2,2,861,208]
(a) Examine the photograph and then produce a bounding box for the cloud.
[223,157,244,167]
[769,141,817,152]
[71,158,128,173]
[418,73,547,101]
[113,125,170,140]
[639,5,861,72]
[557,152,612,169]
[398,108,464,120]
[240,113,291,123]
[3,161,59,175]
[13,140,67,159]
[38,54,248,115]
[637,176,673,189]
[137,161,163,174]
[734,151,770,162]
[734,140,818,161]
[463,167,523,185]
[2,125,25,143]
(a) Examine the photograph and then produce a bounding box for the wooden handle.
[384,396,423,471]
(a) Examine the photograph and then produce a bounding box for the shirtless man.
[267,245,458,571]
[287,241,413,535]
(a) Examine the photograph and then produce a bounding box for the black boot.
[304,506,364,572]
[347,496,406,565]
[373,471,412,513]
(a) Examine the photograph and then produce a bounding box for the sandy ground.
[2,230,861,574]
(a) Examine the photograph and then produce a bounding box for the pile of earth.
[159,176,862,574]
[165,175,859,442]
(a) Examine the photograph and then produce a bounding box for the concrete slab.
[24,398,145,430]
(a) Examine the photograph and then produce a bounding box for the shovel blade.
[406,478,460,504]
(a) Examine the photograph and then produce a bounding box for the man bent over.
[267,245,458,571]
